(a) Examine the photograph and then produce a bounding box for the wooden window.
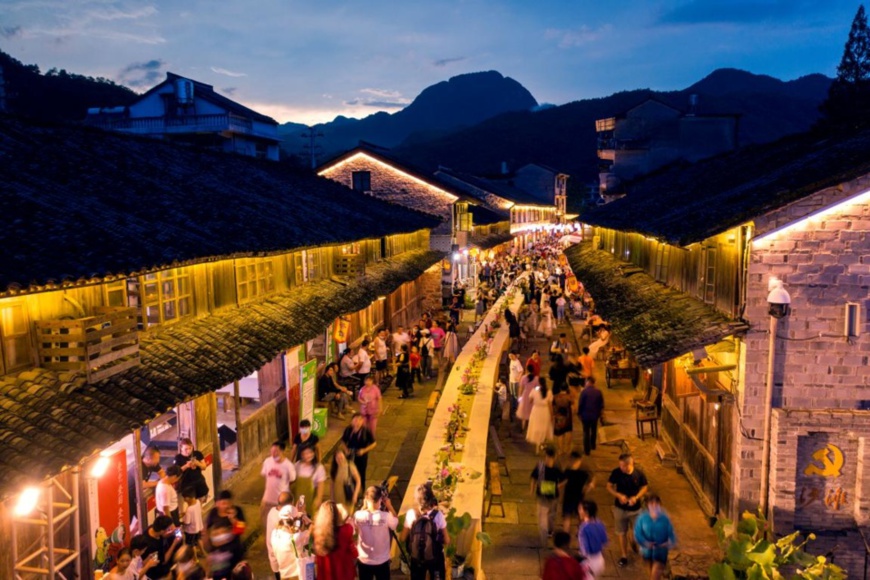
[105,279,128,307]
[700,246,717,304]
[340,243,360,256]
[456,204,472,232]
[0,301,32,374]
[235,258,275,304]
[129,267,193,328]
[352,171,371,192]
[306,249,322,281]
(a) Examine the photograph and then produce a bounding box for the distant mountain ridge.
[279,70,538,158]
[387,68,833,197]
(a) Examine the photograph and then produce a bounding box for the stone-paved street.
[481,313,720,579]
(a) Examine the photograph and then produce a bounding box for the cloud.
[360,88,403,99]
[0,25,22,38]
[363,100,407,108]
[118,58,166,88]
[433,56,466,67]
[89,5,158,22]
[659,0,809,25]
[211,66,247,78]
[222,87,237,95]
[545,24,613,48]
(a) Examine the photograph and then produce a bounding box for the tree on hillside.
[820,4,870,130]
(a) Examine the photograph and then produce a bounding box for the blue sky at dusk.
[0,0,859,124]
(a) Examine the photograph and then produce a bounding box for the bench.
[489,425,509,477]
[486,461,505,517]
[425,391,440,425]
[316,398,340,417]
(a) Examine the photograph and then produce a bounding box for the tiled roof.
[0,249,442,498]
[437,167,549,206]
[580,127,870,246]
[469,204,508,226]
[565,242,748,367]
[470,231,514,250]
[0,116,439,293]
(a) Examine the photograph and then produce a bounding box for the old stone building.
[567,127,870,575]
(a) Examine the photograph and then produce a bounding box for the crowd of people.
[107,234,678,580]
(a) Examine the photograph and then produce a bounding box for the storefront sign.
[300,359,317,427]
[88,449,130,570]
[285,347,303,436]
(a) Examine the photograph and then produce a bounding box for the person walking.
[313,501,357,580]
[634,494,677,580]
[577,377,604,456]
[290,419,321,463]
[607,453,648,568]
[442,322,460,364]
[341,413,377,492]
[542,531,586,580]
[402,483,449,580]
[396,344,413,399]
[508,352,523,417]
[353,486,398,580]
[261,442,296,530]
[293,446,327,518]
[204,492,246,580]
[271,503,310,580]
[578,500,609,578]
[419,329,433,379]
[530,447,566,548]
[561,452,593,532]
[429,320,445,373]
[525,377,554,449]
[552,388,574,456]
[539,301,555,339]
[516,363,539,432]
[373,330,390,386]
[330,449,361,516]
[358,376,383,436]
[577,347,594,379]
[265,492,295,580]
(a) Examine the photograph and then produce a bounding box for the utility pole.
[300,127,324,170]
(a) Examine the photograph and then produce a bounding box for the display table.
[398,277,525,579]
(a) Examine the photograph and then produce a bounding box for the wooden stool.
[486,461,505,517]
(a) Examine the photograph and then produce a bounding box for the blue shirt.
[578,519,608,556]
[634,509,676,552]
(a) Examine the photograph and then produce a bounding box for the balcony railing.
[87,113,274,140]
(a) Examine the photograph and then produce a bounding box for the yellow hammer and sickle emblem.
[803,444,844,477]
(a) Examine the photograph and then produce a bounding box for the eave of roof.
[0,116,439,292]
[579,127,870,246]
[0,249,442,498]
[564,242,748,368]
[437,167,548,207]
[470,231,514,250]
[469,204,508,225]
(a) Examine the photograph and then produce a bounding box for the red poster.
[93,450,130,570]
[285,349,302,437]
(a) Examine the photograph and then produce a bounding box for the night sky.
[0,0,859,124]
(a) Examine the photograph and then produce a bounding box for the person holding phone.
[140,516,182,580]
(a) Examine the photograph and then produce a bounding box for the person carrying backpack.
[402,483,450,580]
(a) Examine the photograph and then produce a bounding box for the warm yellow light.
[90,455,111,478]
[14,487,40,517]
[752,188,870,244]
[319,152,459,202]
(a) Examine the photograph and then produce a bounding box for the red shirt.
[315,523,357,580]
[526,356,541,377]
[409,352,421,369]
[542,553,586,580]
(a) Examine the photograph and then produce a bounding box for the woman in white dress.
[516,364,540,431]
[538,302,555,339]
[525,302,539,339]
[526,377,554,449]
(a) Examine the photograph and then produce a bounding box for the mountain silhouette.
[389,68,833,192]
[280,70,538,158]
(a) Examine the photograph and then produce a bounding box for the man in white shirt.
[265,492,295,580]
[353,486,398,579]
[373,330,389,385]
[260,441,296,530]
[156,465,181,525]
[392,326,410,357]
[508,351,524,401]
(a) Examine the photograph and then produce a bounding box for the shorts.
[612,506,640,534]
[184,531,201,546]
[641,547,669,563]
[375,360,387,371]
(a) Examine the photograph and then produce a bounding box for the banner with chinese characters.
[299,359,317,428]
[795,434,855,528]
[88,449,130,570]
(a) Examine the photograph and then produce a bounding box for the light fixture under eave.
[377,295,387,301]
[14,487,40,517]
[90,455,111,478]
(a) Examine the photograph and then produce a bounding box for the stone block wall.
[731,179,870,566]
[769,409,870,577]
[319,154,453,234]
[419,264,445,314]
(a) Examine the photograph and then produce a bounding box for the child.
[180,488,205,556]
[128,534,158,579]
[409,345,422,384]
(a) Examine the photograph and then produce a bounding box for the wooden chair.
[635,387,660,440]
[489,425,509,476]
